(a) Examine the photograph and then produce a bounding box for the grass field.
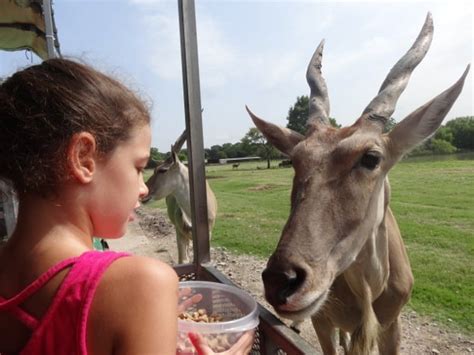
[144,154,474,334]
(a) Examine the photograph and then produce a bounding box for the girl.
[0,59,253,354]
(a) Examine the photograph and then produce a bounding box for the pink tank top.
[0,250,130,354]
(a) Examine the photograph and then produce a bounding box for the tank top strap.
[69,250,131,350]
[0,250,132,355]
[39,250,131,329]
[0,257,78,311]
[5,304,39,329]
[18,250,131,354]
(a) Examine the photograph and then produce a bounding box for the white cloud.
[133,4,244,90]
[196,15,240,89]
[127,0,472,147]
[144,14,182,80]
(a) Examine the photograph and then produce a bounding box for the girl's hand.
[178,288,203,314]
[188,331,254,355]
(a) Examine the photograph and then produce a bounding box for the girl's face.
[89,124,151,238]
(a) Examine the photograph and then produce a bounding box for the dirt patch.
[248,184,279,191]
[134,207,473,355]
[138,209,174,237]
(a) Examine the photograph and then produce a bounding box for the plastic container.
[177,281,259,354]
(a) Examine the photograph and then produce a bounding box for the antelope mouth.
[141,194,152,203]
[275,289,329,321]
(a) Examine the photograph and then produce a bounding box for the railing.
[174,264,316,354]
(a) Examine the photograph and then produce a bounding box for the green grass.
[207,165,292,255]
[389,158,474,333]
[144,157,474,334]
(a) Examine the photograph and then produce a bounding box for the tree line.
[148,95,473,167]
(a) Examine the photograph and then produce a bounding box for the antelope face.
[259,123,389,320]
[248,12,469,320]
[142,151,182,203]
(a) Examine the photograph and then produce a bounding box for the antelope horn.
[306,39,330,127]
[172,129,187,153]
[362,12,434,126]
[163,129,187,164]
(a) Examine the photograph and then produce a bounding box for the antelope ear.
[246,105,304,156]
[387,65,470,163]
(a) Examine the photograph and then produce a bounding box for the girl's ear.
[67,132,98,184]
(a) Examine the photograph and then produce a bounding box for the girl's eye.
[360,153,380,170]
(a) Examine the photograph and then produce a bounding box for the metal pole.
[42,0,56,58]
[0,182,17,238]
[1,1,59,240]
[177,0,211,265]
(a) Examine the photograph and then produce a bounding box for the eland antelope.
[143,141,217,264]
[246,13,469,355]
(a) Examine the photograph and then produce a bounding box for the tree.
[383,117,397,133]
[240,128,261,156]
[329,117,341,128]
[230,142,249,158]
[147,147,166,168]
[407,116,474,156]
[208,145,227,161]
[287,96,310,134]
[445,116,474,150]
[221,143,244,159]
[149,147,162,161]
[177,151,187,161]
[287,95,340,134]
[434,126,454,144]
[429,139,457,154]
[241,128,279,168]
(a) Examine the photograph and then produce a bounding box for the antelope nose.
[262,266,306,307]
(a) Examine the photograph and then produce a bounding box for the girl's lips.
[129,210,137,222]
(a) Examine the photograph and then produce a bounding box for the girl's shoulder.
[76,251,177,287]
[92,252,178,306]
[93,255,178,312]
[102,253,178,288]
[87,254,179,354]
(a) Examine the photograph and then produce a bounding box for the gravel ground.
[125,207,474,355]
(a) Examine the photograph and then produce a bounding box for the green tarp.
[0,0,48,59]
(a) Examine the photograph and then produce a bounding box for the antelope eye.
[360,152,380,170]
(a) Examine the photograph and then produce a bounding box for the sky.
[1,0,472,152]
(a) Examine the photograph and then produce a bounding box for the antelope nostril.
[288,268,306,291]
[262,267,307,307]
[283,268,306,298]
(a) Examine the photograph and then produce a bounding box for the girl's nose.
[139,177,149,199]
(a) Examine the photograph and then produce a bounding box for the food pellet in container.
[176,281,259,354]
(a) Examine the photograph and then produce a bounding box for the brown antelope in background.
[142,131,218,264]
[246,13,469,355]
